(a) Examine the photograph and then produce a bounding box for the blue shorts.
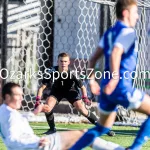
[99,87,145,114]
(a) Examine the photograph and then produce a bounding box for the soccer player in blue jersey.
[70,0,150,150]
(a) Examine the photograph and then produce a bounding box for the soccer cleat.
[107,130,115,136]
[43,128,56,135]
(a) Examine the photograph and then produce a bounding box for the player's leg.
[69,90,115,136]
[73,99,98,124]
[70,111,116,150]
[70,91,117,150]
[92,137,125,150]
[33,95,57,115]
[44,110,56,135]
[59,130,87,149]
[43,91,66,135]
[74,99,115,136]
[43,130,86,150]
[46,129,124,150]
[61,130,123,150]
[127,93,150,150]
[66,90,98,124]
[42,96,58,134]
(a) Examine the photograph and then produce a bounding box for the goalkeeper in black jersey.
[34,52,115,136]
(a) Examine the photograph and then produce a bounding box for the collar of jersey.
[116,20,128,28]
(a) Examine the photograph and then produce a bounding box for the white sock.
[92,137,125,150]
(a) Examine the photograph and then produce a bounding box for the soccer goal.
[76,0,150,126]
[0,0,150,126]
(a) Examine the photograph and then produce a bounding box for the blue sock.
[130,116,150,150]
[70,124,110,150]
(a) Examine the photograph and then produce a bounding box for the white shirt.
[0,104,40,150]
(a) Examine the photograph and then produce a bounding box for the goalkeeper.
[34,52,115,136]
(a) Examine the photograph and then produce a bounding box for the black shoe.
[107,130,115,136]
[43,128,56,135]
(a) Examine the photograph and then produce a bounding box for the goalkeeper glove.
[34,96,41,109]
[82,96,92,106]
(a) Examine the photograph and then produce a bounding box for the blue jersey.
[99,21,138,91]
[98,21,144,113]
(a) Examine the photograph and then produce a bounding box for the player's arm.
[87,40,104,95]
[37,84,47,99]
[80,85,87,97]
[34,83,47,110]
[80,85,92,106]
[103,47,123,95]
[72,71,85,96]
[36,66,55,101]
[34,69,53,112]
[72,72,91,105]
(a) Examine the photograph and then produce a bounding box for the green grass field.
[0,122,150,150]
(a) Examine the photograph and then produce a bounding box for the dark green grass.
[0,122,150,150]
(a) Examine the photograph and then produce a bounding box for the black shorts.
[50,89,81,105]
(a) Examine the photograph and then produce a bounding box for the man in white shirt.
[0,82,124,150]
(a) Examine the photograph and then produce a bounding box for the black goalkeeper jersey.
[42,66,83,92]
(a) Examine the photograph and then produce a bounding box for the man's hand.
[89,80,100,95]
[103,78,119,95]
[39,137,50,149]
[82,96,92,106]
